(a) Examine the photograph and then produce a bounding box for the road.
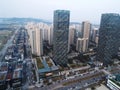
[0,29,18,61]
[32,71,105,90]
[60,65,90,75]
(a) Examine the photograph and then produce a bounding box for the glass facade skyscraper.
[97,13,120,66]
[53,10,70,66]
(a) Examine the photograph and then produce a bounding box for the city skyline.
[0,0,120,24]
[0,0,120,89]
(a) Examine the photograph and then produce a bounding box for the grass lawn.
[46,57,53,67]
[36,57,44,69]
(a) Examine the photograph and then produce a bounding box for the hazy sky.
[0,0,120,24]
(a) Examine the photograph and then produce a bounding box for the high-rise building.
[26,23,37,55]
[92,28,99,46]
[69,24,80,44]
[97,13,120,66]
[53,10,70,66]
[76,38,88,52]
[95,35,99,46]
[68,28,76,51]
[81,21,91,39]
[26,23,43,56]
[48,25,53,45]
[35,28,43,56]
[76,21,91,52]
[92,28,99,42]
[37,23,49,41]
[43,29,48,41]
[29,29,36,54]
[69,28,76,45]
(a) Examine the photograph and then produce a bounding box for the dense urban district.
[0,11,120,90]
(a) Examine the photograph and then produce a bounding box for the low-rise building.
[0,71,7,90]
[36,56,59,79]
[107,74,120,90]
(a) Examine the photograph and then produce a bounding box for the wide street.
[0,29,18,61]
[32,70,105,90]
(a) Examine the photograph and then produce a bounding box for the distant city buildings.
[68,24,80,51]
[37,23,53,45]
[26,22,54,56]
[26,23,43,56]
[91,28,99,46]
[53,10,70,66]
[26,11,120,68]
[81,21,91,39]
[97,13,120,66]
[29,29,36,55]
[69,28,76,45]
[48,25,53,45]
[76,38,88,52]
[76,21,91,52]
[92,28,99,42]
[68,27,76,51]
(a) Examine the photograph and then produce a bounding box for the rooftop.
[37,56,58,73]
[0,71,7,81]
[86,84,109,90]
[13,69,22,79]
[0,64,8,71]
[109,74,120,86]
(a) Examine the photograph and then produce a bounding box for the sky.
[0,0,120,24]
